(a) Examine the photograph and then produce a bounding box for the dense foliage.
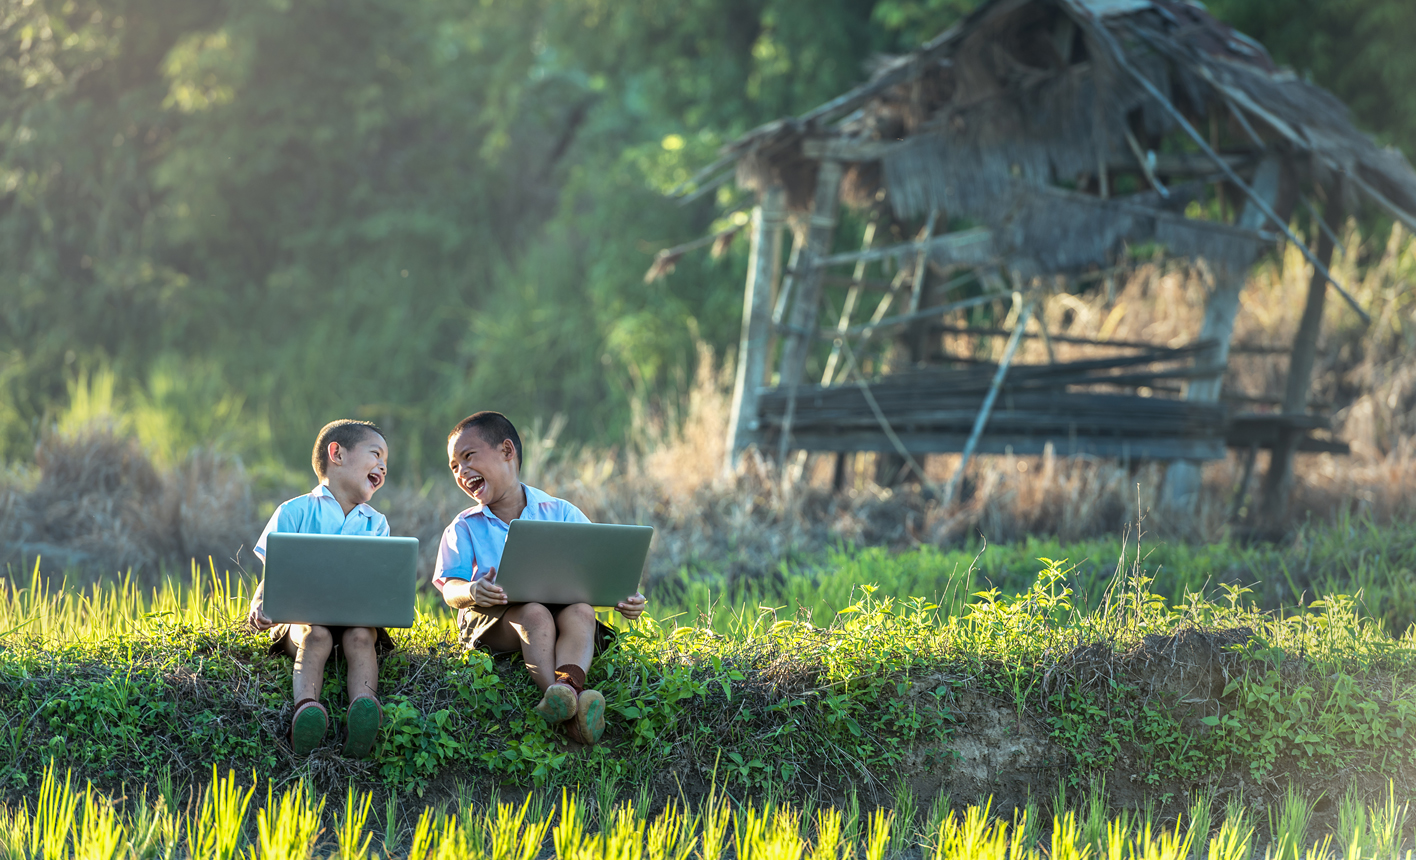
[1,0,1412,477]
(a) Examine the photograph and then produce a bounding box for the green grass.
[1,519,1415,819]
[655,512,1416,635]
[0,761,1412,859]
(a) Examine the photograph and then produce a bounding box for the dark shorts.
[263,623,396,658]
[456,603,616,656]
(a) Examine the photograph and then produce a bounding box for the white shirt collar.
[311,483,374,517]
[461,483,548,523]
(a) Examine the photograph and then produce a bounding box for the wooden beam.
[726,187,787,464]
[814,227,994,268]
[1258,179,1343,520]
[776,431,1228,461]
[830,291,1011,338]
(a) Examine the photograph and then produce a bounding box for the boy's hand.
[473,569,507,607]
[616,592,647,622]
[247,599,275,631]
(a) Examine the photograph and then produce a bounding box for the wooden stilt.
[725,186,786,468]
[1258,179,1343,521]
[1163,155,1284,511]
[775,160,844,468]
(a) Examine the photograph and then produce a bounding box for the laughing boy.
[433,411,646,745]
[247,419,394,757]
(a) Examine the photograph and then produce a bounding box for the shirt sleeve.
[373,513,390,537]
[559,501,591,524]
[432,520,477,592]
[252,502,298,562]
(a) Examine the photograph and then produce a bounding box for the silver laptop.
[495,520,652,606]
[262,533,419,628]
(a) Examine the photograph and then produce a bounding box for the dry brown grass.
[4,226,1414,584]
[0,425,257,581]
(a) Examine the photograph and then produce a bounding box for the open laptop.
[261,533,419,628]
[495,521,652,606]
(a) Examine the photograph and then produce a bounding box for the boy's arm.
[247,580,276,630]
[248,504,289,630]
[615,591,647,621]
[434,520,505,609]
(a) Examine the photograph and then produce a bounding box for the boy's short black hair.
[448,411,522,470]
[312,419,386,479]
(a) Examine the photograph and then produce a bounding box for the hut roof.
[701,0,1416,278]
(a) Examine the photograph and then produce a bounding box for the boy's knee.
[302,625,334,649]
[561,603,595,627]
[514,603,554,630]
[343,627,376,651]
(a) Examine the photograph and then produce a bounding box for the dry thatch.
[715,0,1416,277]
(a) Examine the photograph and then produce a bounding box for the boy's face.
[326,432,389,504]
[448,427,517,505]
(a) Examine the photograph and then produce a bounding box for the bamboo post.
[725,186,786,467]
[1162,155,1283,511]
[821,214,880,385]
[775,160,844,467]
[1257,178,1343,521]
[943,298,1033,505]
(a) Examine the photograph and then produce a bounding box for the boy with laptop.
[433,411,647,746]
[246,419,393,758]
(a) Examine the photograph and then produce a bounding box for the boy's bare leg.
[342,627,379,700]
[283,624,333,703]
[480,604,557,690]
[553,604,596,675]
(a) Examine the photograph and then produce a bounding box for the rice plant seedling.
[888,777,918,857]
[1335,786,1368,857]
[1367,780,1410,860]
[810,808,844,860]
[1268,786,1317,860]
[1050,809,1090,860]
[381,792,401,858]
[252,780,324,860]
[644,799,697,860]
[1187,789,1215,854]
[186,769,254,860]
[335,785,374,860]
[841,789,861,850]
[29,764,79,860]
[862,807,894,860]
[1208,814,1254,860]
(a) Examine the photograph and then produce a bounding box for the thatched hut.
[667,0,1416,516]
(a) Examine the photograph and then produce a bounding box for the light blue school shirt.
[253,484,390,562]
[432,483,589,590]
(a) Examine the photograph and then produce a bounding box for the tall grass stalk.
[336,785,374,860]
[29,763,79,860]
[252,780,324,860]
[187,768,254,860]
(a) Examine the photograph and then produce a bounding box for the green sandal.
[568,689,606,745]
[533,683,578,725]
[343,695,383,759]
[290,699,328,755]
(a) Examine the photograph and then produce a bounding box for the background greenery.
[2,0,1413,480]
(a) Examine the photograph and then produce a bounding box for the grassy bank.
[2,529,1414,816]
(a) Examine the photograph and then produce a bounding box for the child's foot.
[567,689,605,745]
[533,683,577,724]
[343,695,383,759]
[290,699,328,755]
